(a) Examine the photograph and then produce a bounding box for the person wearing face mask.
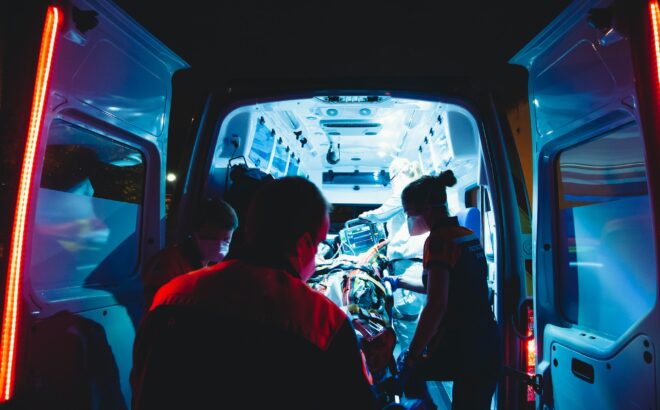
[131,177,379,410]
[383,170,501,410]
[140,198,238,310]
[358,158,427,353]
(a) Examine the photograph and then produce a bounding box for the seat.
[456,207,481,242]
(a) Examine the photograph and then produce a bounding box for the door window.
[556,122,656,337]
[31,120,145,298]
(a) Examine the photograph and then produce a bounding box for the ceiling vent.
[320,120,383,136]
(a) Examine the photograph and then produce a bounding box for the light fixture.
[166,173,177,182]
[359,108,371,116]
[326,108,338,117]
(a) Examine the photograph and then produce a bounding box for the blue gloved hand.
[382,276,400,292]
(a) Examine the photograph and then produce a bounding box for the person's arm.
[406,264,450,361]
[395,273,426,293]
[359,194,402,223]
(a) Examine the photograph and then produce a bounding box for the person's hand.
[382,276,400,292]
[394,350,420,391]
[357,212,372,222]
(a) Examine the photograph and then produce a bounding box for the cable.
[223,142,240,196]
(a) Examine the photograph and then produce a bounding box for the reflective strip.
[453,234,479,244]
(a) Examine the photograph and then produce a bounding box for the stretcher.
[309,219,397,381]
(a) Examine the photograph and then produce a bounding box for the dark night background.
[112,0,572,105]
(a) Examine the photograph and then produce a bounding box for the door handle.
[571,358,594,384]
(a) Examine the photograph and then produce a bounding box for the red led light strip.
[0,6,60,402]
[651,1,660,86]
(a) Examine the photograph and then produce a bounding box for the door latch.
[503,366,543,394]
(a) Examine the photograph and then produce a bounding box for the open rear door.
[511,0,660,408]
[0,0,187,407]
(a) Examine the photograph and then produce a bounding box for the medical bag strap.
[341,266,388,305]
[341,268,363,305]
[342,270,354,305]
[353,271,387,295]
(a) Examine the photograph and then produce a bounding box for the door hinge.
[503,366,543,394]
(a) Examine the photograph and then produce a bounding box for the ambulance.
[0,0,657,408]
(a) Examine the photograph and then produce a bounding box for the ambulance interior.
[206,95,499,383]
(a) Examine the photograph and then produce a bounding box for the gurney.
[309,219,397,381]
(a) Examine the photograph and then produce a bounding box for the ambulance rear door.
[0,0,187,407]
[511,0,660,408]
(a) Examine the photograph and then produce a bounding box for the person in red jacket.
[131,177,378,409]
[141,198,238,309]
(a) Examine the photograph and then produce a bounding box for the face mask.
[407,215,429,236]
[197,239,225,264]
[218,241,230,262]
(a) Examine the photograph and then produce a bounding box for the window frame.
[27,112,160,308]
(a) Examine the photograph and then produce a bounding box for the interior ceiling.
[261,97,442,170]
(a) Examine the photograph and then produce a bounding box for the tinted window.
[247,121,274,170]
[30,120,145,298]
[270,140,288,178]
[556,123,656,337]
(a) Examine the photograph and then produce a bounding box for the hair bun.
[439,169,457,187]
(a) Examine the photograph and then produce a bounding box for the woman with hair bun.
[383,170,501,409]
